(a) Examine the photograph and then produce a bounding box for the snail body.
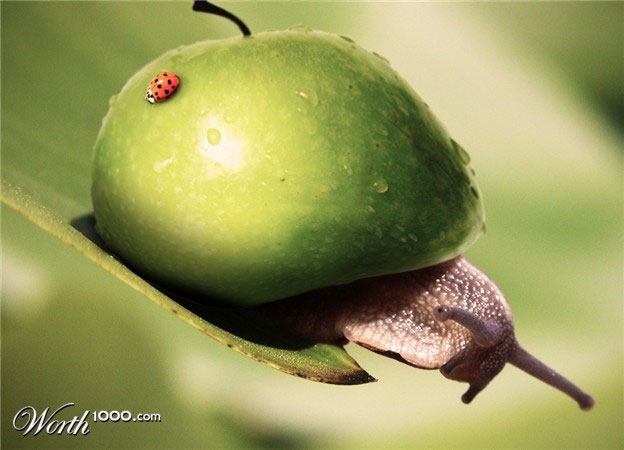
[262,256,594,409]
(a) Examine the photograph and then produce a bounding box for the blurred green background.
[2,2,622,448]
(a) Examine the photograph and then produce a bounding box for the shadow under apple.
[70,212,375,387]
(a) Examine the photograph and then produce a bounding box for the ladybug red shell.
[145,72,180,104]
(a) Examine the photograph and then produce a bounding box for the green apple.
[91,28,483,305]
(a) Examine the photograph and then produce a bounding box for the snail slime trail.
[90,1,594,409]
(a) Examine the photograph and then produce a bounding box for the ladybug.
[145,72,180,104]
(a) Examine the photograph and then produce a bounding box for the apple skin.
[91,29,484,305]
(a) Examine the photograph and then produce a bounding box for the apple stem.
[192,1,252,37]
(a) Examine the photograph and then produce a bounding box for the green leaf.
[1,180,374,384]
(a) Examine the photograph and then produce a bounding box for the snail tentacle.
[461,382,488,404]
[507,344,594,411]
[433,305,504,348]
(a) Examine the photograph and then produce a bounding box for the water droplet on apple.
[338,155,353,176]
[372,52,390,65]
[288,25,312,33]
[295,88,318,106]
[153,157,174,173]
[451,139,471,164]
[108,94,118,107]
[372,178,389,193]
[170,45,185,57]
[206,128,222,146]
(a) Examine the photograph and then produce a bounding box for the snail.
[91,1,594,409]
[259,256,594,409]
